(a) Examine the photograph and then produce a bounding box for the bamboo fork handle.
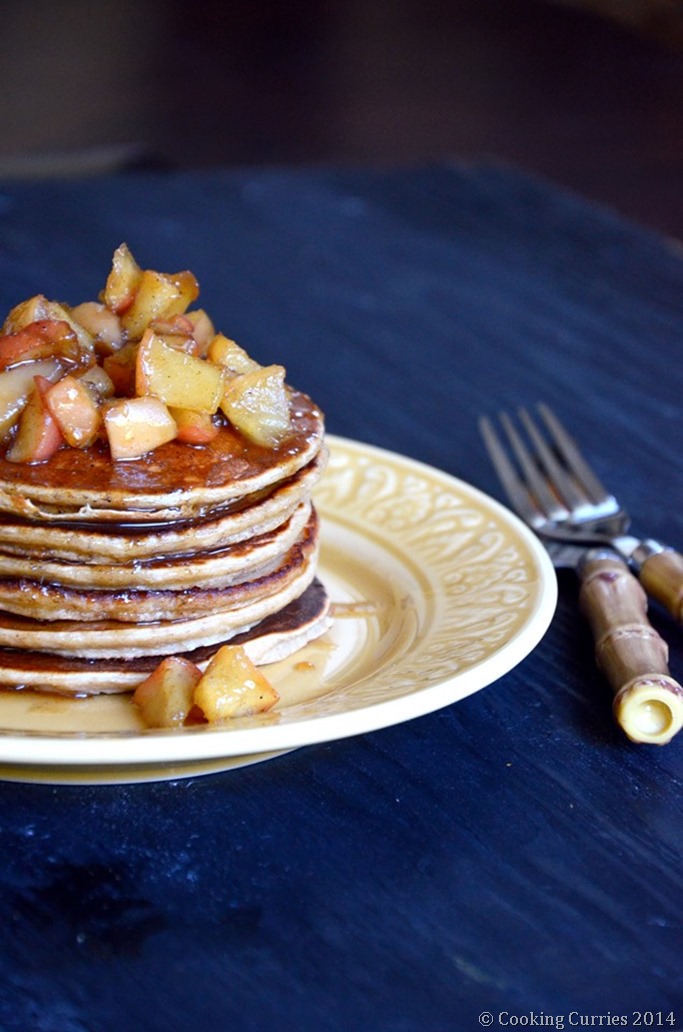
[578,554,683,745]
[637,548,683,624]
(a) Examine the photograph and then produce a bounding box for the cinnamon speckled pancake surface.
[0,391,323,521]
[0,579,331,694]
[0,453,325,562]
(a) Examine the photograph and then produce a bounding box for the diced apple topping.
[136,330,224,412]
[184,309,215,354]
[0,244,296,462]
[78,364,115,403]
[120,268,200,341]
[220,365,291,446]
[193,645,279,722]
[2,293,52,334]
[70,301,124,350]
[0,358,65,441]
[0,319,89,373]
[208,333,261,375]
[103,396,178,460]
[133,645,279,729]
[3,296,94,354]
[168,407,219,444]
[132,656,202,729]
[44,375,102,448]
[102,242,143,314]
[6,375,64,464]
[147,315,201,356]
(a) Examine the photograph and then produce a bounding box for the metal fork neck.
[629,539,669,571]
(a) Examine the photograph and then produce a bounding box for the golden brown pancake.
[0,390,323,521]
[0,249,329,701]
[0,451,325,563]
[0,499,312,590]
[0,543,320,659]
[0,509,319,622]
[0,579,331,694]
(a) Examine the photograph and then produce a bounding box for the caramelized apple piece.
[220,364,291,446]
[149,329,202,357]
[70,301,124,349]
[2,294,51,333]
[133,656,202,729]
[102,341,138,396]
[103,396,178,459]
[193,645,279,721]
[185,309,215,355]
[0,358,65,441]
[168,407,219,444]
[45,375,102,448]
[0,319,89,373]
[208,333,260,375]
[120,268,200,341]
[3,296,94,354]
[78,363,115,402]
[6,375,64,463]
[102,243,143,314]
[136,330,224,413]
[149,314,195,336]
[148,315,201,355]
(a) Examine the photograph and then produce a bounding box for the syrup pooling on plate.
[0,438,557,781]
[0,244,331,727]
[0,614,354,734]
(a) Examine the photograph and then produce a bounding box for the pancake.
[0,390,323,522]
[0,533,319,659]
[0,245,331,706]
[0,508,319,622]
[0,499,313,590]
[0,579,331,695]
[0,451,325,563]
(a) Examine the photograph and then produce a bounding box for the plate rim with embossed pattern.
[0,435,557,781]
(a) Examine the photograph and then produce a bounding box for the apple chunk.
[136,330,224,413]
[0,357,65,440]
[121,268,200,340]
[45,375,102,448]
[184,309,215,354]
[220,364,291,446]
[78,364,115,403]
[102,242,143,314]
[103,341,138,396]
[193,644,279,722]
[70,301,124,350]
[0,319,88,373]
[133,656,202,728]
[3,295,94,354]
[103,396,177,460]
[208,334,260,375]
[168,407,219,444]
[6,375,64,463]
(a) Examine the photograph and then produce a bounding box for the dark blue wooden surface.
[0,164,681,1030]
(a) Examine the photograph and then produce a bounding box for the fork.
[479,402,683,624]
[480,404,683,744]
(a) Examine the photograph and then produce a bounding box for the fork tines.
[479,403,616,527]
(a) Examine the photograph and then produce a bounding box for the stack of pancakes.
[0,390,329,695]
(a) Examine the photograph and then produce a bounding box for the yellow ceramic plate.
[0,436,557,784]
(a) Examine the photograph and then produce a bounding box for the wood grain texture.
[640,550,683,622]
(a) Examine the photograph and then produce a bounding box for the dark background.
[1,0,682,238]
[0,5,683,1027]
